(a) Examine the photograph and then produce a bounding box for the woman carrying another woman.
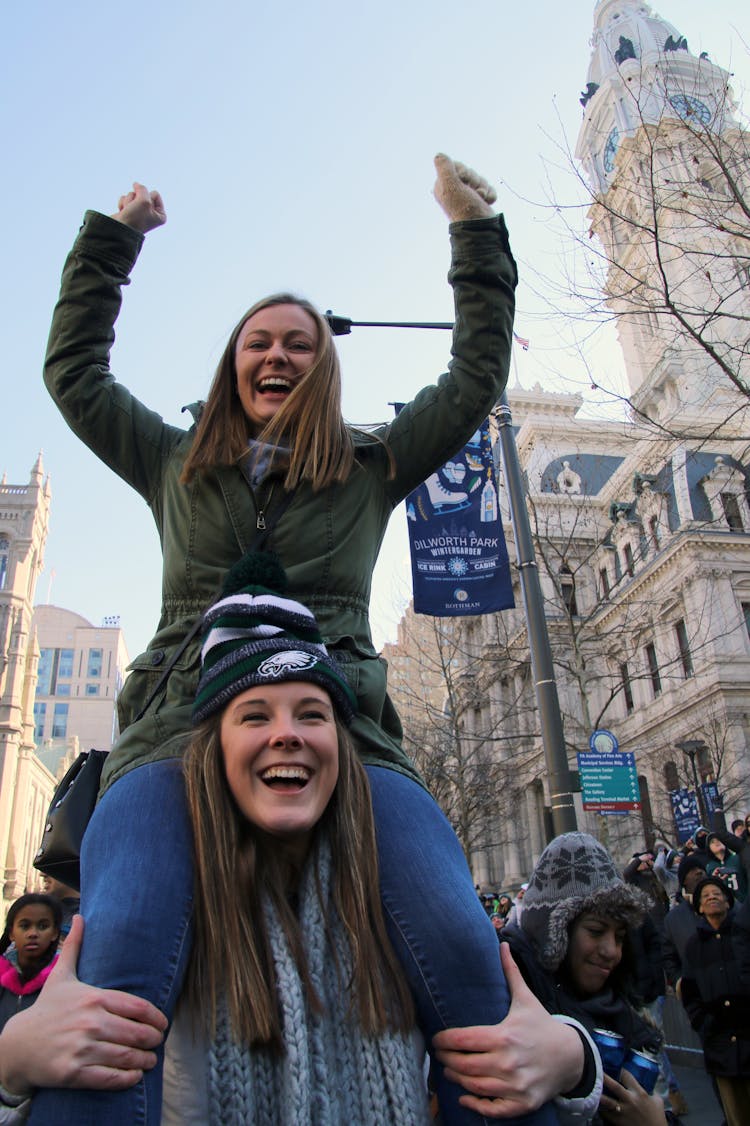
[3,558,596,1122]
[30,155,566,1124]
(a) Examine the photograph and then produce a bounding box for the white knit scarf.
[207,837,431,1125]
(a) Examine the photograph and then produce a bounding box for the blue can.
[591,1029,626,1079]
[623,1049,660,1095]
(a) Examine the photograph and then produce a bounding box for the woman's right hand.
[111,182,167,233]
[0,916,167,1097]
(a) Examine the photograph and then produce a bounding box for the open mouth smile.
[260,765,312,789]
[257,376,294,395]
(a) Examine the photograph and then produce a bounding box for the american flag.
[513,331,530,351]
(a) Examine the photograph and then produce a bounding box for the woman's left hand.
[432,943,584,1117]
[599,1071,668,1124]
[433,154,496,221]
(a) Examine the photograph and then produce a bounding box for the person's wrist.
[0,1080,31,1106]
[0,1034,33,1102]
[553,1022,585,1092]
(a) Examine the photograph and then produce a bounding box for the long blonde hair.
[180,294,355,491]
[184,710,413,1049]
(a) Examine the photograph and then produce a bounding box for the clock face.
[669,94,711,125]
[603,127,620,174]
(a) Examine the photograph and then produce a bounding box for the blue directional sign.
[577,742,641,813]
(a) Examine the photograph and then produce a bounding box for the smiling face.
[220,681,339,860]
[698,882,730,928]
[10,904,59,973]
[234,303,318,433]
[565,913,625,997]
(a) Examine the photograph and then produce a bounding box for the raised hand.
[433,153,497,222]
[0,916,167,1096]
[111,182,167,233]
[432,942,585,1117]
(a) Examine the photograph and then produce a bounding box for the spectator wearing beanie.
[681,877,750,1126]
[706,832,748,902]
[499,833,666,1124]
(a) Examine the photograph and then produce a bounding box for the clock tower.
[575,1,748,426]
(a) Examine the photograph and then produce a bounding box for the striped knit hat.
[193,553,357,724]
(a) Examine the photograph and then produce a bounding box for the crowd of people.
[473,822,750,1126]
[0,154,749,1123]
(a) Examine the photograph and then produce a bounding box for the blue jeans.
[366,766,555,1126]
[30,760,554,1125]
[29,759,194,1126]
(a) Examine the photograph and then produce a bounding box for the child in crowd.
[0,896,61,1036]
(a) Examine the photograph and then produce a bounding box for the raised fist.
[433,154,497,222]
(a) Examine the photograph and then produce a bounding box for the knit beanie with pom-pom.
[192,552,357,725]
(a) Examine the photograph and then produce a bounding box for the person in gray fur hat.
[507,834,667,1125]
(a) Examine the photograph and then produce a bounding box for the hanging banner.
[700,781,722,821]
[399,414,514,617]
[670,788,700,844]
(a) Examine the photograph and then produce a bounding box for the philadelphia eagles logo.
[257,651,318,678]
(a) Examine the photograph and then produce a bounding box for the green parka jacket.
[44,210,517,793]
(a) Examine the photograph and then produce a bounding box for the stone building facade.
[31,605,129,778]
[385,1,750,888]
[0,457,56,909]
[0,461,129,914]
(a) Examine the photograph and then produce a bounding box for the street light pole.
[326,312,578,833]
[493,395,577,833]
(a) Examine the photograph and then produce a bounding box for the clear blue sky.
[2,0,746,659]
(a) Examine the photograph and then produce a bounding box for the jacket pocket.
[116,639,202,734]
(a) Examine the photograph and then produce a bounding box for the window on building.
[560,565,578,615]
[623,542,635,578]
[37,648,55,695]
[33,702,46,742]
[674,619,694,678]
[599,567,610,599]
[85,683,100,696]
[648,516,660,551]
[620,662,634,713]
[645,643,661,696]
[51,703,69,739]
[720,492,744,531]
[87,648,103,678]
[58,649,74,678]
[664,759,679,791]
[742,602,750,641]
[56,683,71,697]
[0,536,8,590]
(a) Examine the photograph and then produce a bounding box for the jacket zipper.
[255,483,275,531]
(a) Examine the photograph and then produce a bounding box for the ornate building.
[0,457,55,909]
[385,1,750,888]
[0,461,129,913]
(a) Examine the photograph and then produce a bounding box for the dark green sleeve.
[382,214,518,504]
[44,210,185,503]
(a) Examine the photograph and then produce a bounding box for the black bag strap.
[132,484,296,725]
